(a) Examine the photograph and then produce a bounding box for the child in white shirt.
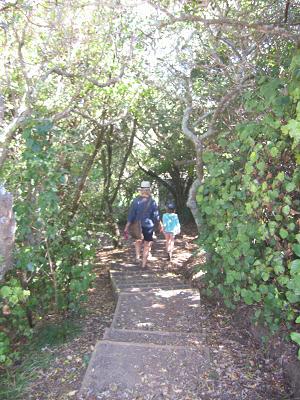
[162,202,181,261]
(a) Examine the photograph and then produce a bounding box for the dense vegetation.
[0,0,299,373]
[197,53,300,347]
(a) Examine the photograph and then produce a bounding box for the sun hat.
[167,202,176,210]
[140,181,151,189]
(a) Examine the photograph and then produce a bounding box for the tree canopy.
[0,0,300,366]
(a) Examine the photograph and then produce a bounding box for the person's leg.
[164,233,172,260]
[142,240,152,268]
[165,233,170,252]
[141,227,154,268]
[134,240,142,261]
[164,232,169,253]
[169,233,175,259]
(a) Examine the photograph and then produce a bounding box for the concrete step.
[111,289,201,333]
[103,327,205,346]
[110,274,184,285]
[111,279,190,291]
[79,340,210,399]
[112,283,191,299]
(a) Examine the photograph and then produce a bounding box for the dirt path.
[6,230,290,399]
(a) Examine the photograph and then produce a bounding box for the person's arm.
[124,199,137,233]
[152,200,163,232]
[175,214,181,234]
[124,221,130,232]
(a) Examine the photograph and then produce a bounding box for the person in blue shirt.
[162,202,181,261]
[124,181,162,268]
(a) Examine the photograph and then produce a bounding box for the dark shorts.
[142,226,154,242]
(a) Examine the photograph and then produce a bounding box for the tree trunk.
[0,186,16,281]
[169,165,194,222]
[102,121,137,247]
[67,127,105,223]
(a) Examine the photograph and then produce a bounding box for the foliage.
[0,119,96,365]
[0,350,54,400]
[0,1,143,367]
[196,52,300,349]
[1,0,300,372]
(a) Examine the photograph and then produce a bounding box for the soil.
[5,227,293,399]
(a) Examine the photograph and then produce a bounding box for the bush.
[197,52,300,353]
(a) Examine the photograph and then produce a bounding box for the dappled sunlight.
[136,322,154,329]
[151,303,165,309]
[192,270,206,279]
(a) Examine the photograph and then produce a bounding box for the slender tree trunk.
[67,127,105,223]
[102,121,137,247]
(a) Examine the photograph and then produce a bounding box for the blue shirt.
[162,213,180,234]
[128,196,160,228]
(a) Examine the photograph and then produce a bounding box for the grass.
[0,319,81,400]
[34,319,81,348]
[0,351,54,400]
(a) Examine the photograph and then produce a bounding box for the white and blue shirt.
[162,213,180,235]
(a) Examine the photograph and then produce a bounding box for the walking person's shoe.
[167,252,171,261]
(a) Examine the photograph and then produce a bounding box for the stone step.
[111,278,189,290]
[113,282,190,290]
[110,263,165,273]
[103,327,205,346]
[110,274,183,285]
[111,289,201,333]
[111,272,183,281]
[112,283,191,299]
[79,340,210,399]
[110,270,158,278]
[111,268,165,276]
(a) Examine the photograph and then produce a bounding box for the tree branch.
[73,107,129,129]
[200,74,254,141]
[159,15,300,41]
[52,65,125,88]
[0,1,18,12]
[111,119,137,204]
[0,99,30,171]
[284,1,291,24]
[137,163,177,197]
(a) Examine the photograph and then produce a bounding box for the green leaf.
[291,332,300,346]
[278,275,289,286]
[286,182,296,192]
[241,289,254,305]
[253,291,262,302]
[282,119,300,144]
[270,147,279,158]
[0,286,12,298]
[287,275,300,295]
[226,271,235,284]
[274,263,284,274]
[282,205,290,215]
[296,316,300,323]
[293,244,300,258]
[290,259,300,274]
[279,228,288,239]
[277,171,285,181]
[286,290,300,303]
[36,120,53,134]
[262,271,270,281]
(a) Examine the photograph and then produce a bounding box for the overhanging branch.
[160,15,300,41]
[52,65,125,88]
[138,163,176,197]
